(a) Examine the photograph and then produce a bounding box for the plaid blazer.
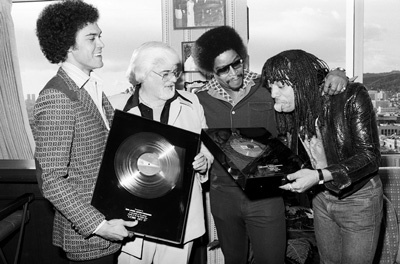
[34,68,119,261]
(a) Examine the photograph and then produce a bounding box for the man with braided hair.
[191,26,348,264]
[264,49,382,264]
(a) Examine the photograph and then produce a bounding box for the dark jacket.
[319,82,381,199]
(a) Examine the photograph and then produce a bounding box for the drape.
[0,0,35,159]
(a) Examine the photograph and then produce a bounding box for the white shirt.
[61,62,110,130]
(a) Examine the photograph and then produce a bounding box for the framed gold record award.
[201,127,304,199]
[91,110,200,245]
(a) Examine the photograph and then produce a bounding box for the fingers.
[322,82,330,95]
[337,83,347,94]
[286,173,298,182]
[322,80,338,95]
[280,183,296,192]
[123,220,138,228]
[323,69,348,95]
[323,80,347,95]
[281,173,299,192]
[122,220,138,239]
[101,219,139,241]
[200,143,214,164]
[323,83,341,95]
[193,153,208,171]
[193,152,204,161]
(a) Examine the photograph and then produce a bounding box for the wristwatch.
[317,169,324,185]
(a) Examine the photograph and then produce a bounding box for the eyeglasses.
[152,70,182,82]
[215,59,243,76]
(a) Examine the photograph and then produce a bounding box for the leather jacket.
[319,82,381,199]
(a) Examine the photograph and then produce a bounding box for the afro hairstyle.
[191,26,247,74]
[36,0,99,64]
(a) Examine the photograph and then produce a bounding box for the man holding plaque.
[34,1,137,262]
[263,49,382,264]
[191,25,349,264]
[110,41,212,264]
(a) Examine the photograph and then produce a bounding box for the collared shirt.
[199,69,259,105]
[123,85,192,124]
[61,62,109,130]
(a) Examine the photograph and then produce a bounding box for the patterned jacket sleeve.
[34,88,105,237]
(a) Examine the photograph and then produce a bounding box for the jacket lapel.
[59,68,110,130]
[102,92,114,126]
[80,87,109,130]
[168,98,182,125]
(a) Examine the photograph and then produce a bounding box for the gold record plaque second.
[201,127,303,199]
[115,132,180,199]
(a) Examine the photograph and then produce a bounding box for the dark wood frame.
[173,0,226,30]
[182,41,200,73]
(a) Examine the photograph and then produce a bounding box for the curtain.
[0,0,35,159]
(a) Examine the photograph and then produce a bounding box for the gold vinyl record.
[114,132,181,199]
[229,136,265,158]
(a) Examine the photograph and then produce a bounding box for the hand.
[192,152,208,174]
[322,69,348,95]
[279,168,318,193]
[96,219,138,241]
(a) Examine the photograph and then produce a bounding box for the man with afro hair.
[191,25,348,264]
[34,0,137,262]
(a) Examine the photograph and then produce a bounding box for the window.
[12,0,400,162]
[247,0,400,162]
[12,0,162,98]
[364,0,400,76]
[363,0,400,159]
[247,0,346,73]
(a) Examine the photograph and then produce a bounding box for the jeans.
[313,175,383,264]
[210,186,286,264]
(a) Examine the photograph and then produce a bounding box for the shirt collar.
[61,62,103,89]
[200,69,259,102]
[123,86,192,112]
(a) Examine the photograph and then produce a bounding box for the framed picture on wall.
[182,41,199,73]
[173,0,226,30]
